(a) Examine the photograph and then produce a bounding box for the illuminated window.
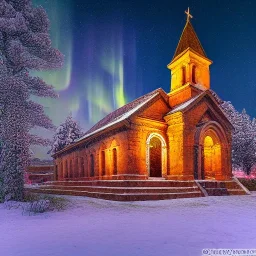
[101,151,106,176]
[113,148,117,175]
[90,154,94,177]
[182,66,186,85]
[192,65,196,83]
[204,136,213,147]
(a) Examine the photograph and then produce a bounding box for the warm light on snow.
[1,195,256,256]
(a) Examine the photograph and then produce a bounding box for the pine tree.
[51,115,83,154]
[238,109,256,174]
[221,102,256,174]
[0,0,63,201]
[51,124,68,154]
[252,118,256,132]
[65,115,83,145]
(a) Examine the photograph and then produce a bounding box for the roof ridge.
[167,90,233,128]
[167,92,205,114]
[84,88,167,135]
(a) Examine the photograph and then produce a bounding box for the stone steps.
[227,189,248,195]
[44,180,196,188]
[37,185,199,194]
[197,180,247,196]
[204,188,229,196]
[25,178,248,201]
[27,188,202,201]
[25,179,203,201]
[223,181,243,190]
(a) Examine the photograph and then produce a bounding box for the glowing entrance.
[202,135,221,180]
[195,122,225,180]
[146,133,167,178]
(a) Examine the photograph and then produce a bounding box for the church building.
[53,9,233,183]
[38,10,249,200]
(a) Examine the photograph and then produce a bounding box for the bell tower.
[168,8,212,107]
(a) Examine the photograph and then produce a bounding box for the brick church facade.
[53,12,233,183]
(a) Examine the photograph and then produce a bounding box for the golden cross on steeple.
[185,7,193,22]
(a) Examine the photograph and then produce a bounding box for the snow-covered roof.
[193,83,206,91]
[167,93,203,114]
[76,88,167,142]
[166,90,233,129]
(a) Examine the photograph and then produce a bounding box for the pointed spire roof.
[172,17,207,61]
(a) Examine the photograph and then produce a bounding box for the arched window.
[192,65,196,84]
[182,66,186,85]
[101,151,106,176]
[113,148,117,175]
[90,154,94,177]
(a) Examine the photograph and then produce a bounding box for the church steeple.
[172,18,207,61]
[167,8,212,103]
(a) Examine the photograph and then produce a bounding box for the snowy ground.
[1,194,256,256]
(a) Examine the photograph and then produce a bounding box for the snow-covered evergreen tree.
[0,0,63,201]
[51,123,68,154]
[66,115,83,145]
[51,115,83,154]
[221,102,256,174]
[252,118,256,131]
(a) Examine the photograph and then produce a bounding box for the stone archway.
[146,133,167,178]
[202,132,221,180]
[194,121,229,180]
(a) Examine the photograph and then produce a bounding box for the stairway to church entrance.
[196,180,248,196]
[25,179,203,201]
[26,178,248,201]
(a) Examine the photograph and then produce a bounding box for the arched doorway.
[146,133,167,178]
[202,134,221,180]
[149,137,162,177]
[194,121,228,180]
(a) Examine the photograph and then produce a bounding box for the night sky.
[32,0,256,158]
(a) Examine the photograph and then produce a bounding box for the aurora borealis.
[31,0,256,158]
[33,0,138,130]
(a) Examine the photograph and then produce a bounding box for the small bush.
[22,199,50,215]
[23,192,41,202]
[23,193,70,212]
[238,178,256,191]
[47,196,69,211]
[2,192,70,215]
[4,200,21,210]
